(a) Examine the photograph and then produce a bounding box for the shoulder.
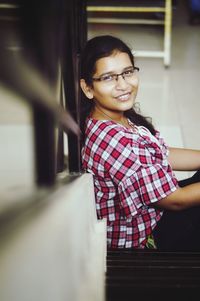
[86,118,121,132]
[86,118,129,139]
[84,119,137,156]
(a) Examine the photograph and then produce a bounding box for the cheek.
[94,86,112,97]
[132,79,139,92]
[133,76,139,85]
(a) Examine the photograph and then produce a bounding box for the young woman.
[80,35,200,251]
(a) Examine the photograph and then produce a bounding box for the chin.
[122,99,135,111]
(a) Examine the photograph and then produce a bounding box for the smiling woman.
[80,35,155,135]
[80,35,200,251]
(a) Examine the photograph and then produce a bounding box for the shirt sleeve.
[102,127,178,219]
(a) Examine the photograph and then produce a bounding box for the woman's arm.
[154,182,200,211]
[168,147,200,171]
[152,147,200,211]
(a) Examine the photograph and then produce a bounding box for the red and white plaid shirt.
[82,117,178,248]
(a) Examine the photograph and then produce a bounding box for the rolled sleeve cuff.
[118,164,178,219]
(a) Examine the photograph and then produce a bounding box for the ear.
[80,79,94,99]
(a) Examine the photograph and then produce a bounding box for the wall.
[0,85,35,193]
[0,174,106,301]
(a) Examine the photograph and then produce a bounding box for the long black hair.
[80,35,156,143]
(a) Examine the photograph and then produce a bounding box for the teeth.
[117,93,129,100]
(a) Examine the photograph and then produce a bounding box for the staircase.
[106,248,200,301]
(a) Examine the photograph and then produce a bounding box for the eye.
[100,74,115,82]
[123,69,134,76]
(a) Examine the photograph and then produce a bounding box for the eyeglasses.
[92,67,139,83]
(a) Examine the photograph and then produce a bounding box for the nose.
[115,74,129,89]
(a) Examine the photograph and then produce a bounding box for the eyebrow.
[96,65,134,77]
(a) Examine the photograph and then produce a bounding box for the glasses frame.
[92,66,139,83]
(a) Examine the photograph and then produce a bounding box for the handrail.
[0,4,19,9]
[0,45,80,137]
[0,34,81,186]
[0,0,86,185]
[87,6,166,12]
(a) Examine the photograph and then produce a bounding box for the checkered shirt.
[82,118,178,248]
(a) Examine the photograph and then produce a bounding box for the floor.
[87,0,200,180]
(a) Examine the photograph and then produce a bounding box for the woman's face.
[81,51,139,120]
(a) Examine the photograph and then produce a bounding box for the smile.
[115,92,131,101]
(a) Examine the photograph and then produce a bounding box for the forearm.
[155,182,200,211]
[168,147,200,171]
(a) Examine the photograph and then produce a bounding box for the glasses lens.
[100,74,115,82]
[123,68,134,78]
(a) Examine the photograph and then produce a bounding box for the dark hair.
[80,35,134,85]
[80,35,156,142]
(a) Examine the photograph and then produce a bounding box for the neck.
[92,106,130,128]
